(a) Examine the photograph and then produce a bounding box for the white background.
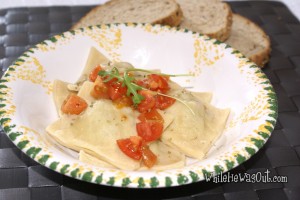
[0,0,299,21]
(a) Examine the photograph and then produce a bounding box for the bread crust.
[153,2,183,26]
[71,0,183,30]
[177,0,233,42]
[71,0,111,30]
[208,2,232,42]
[227,14,271,67]
[242,15,271,67]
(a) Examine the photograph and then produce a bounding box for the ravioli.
[76,46,110,84]
[52,80,70,117]
[46,47,230,170]
[161,89,229,159]
[139,141,185,170]
[77,81,96,105]
[47,100,141,170]
[79,150,114,168]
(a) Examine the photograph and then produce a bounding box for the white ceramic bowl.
[0,23,277,188]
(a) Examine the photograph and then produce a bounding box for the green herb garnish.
[98,67,123,82]
[98,67,193,111]
[99,67,145,105]
[123,71,145,105]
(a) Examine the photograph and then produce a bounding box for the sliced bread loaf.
[71,0,183,29]
[176,0,232,42]
[225,14,271,67]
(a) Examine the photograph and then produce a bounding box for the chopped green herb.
[98,66,194,114]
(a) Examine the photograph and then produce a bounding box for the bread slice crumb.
[225,14,271,67]
[71,0,183,30]
[176,0,232,42]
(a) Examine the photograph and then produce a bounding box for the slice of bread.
[71,0,183,29]
[176,0,232,42]
[225,14,271,67]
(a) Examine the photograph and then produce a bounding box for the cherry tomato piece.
[136,121,163,142]
[116,136,142,160]
[90,77,110,99]
[148,74,169,93]
[138,109,164,123]
[89,65,102,82]
[141,144,157,168]
[135,79,149,89]
[137,90,156,113]
[108,81,127,101]
[155,95,176,110]
[61,94,88,115]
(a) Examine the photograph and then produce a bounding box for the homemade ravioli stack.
[46,47,230,170]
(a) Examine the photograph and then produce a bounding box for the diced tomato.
[148,74,170,93]
[116,136,142,160]
[135,79,149,88]
[138,109,164,123]
[89,65,102,82]
[136,121,163,142]
[113,95,133,108]
[90,77,110,99]
[141,144,157,168]
[116,136,157,167]
[106,78,119,85]
[136,79,147,87]
[61,94,88,115]
[155,95,176,110]
[137,90,156,113]
[107,81,127,100]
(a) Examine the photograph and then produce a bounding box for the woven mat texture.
[0,1,300,200]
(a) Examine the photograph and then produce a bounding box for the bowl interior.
[0,23,277,187]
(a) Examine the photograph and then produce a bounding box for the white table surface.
[0,0,299,21]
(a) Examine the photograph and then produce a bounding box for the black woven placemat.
[0,1,300,200]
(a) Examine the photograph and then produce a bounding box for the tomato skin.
[90,77,110,99]
[136,121,163,142]
[116,136,142,160]
[137,90,156,113]
[91,84,109,99]
[89,65,102,82]
[138,109,164,123]
[136,122,152,141]
[107,81,127,100]
[136,79,149,88]
[61,94,88,115]
[155,95,176,110]
[136,74,170,93]
[116,137,157,168]
[148,74,169,93]
[141,144,157,168]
